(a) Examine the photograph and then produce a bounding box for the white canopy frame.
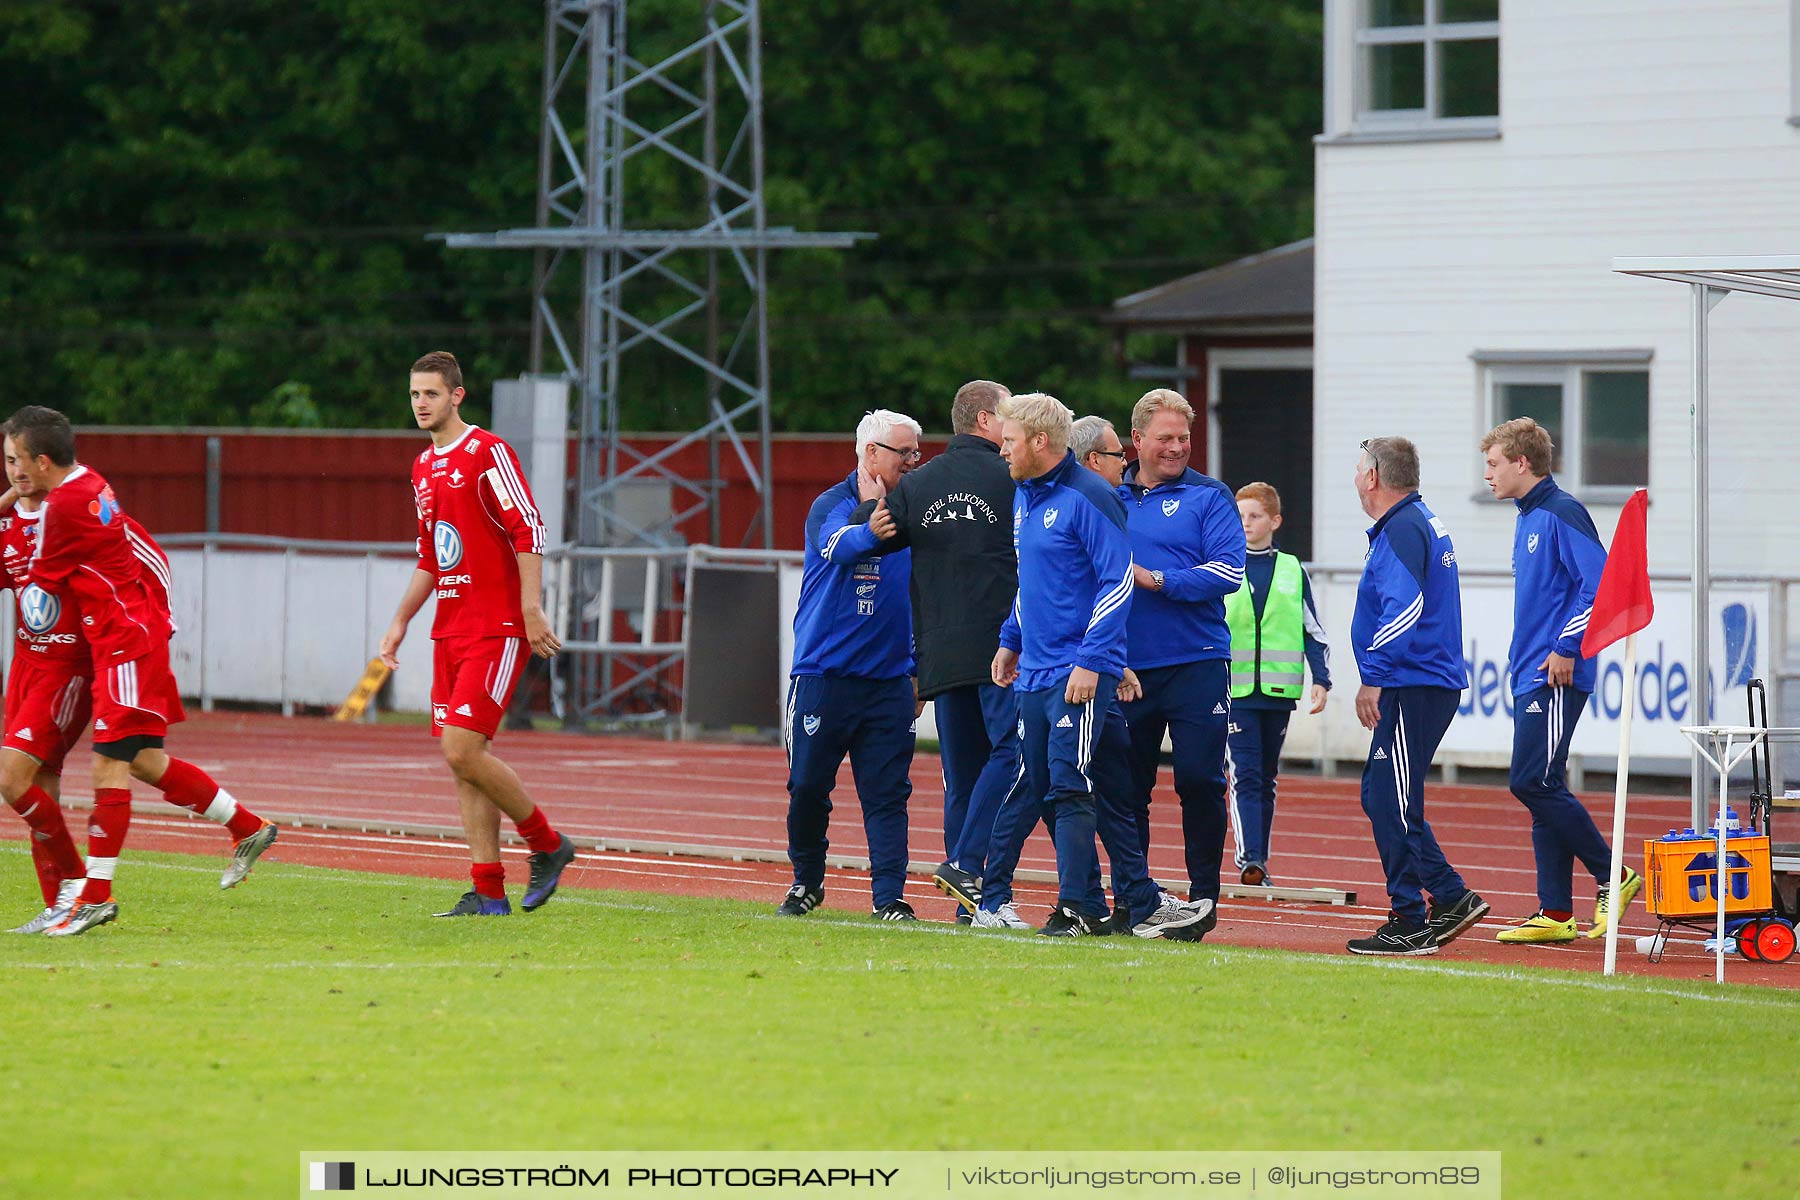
[1613,255,1800,822]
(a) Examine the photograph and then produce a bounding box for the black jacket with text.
[852,433,1018,699]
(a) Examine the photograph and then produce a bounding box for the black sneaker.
[1037,903,1109,937]
[872,899,918,922]
[522,833,578,911]
[1426,890,1491,946]
[1240,862,1268,887]
[1347,913,1439,956]
[434,890,511,917]
[777,884,823,916]
[1100,906,1133,936]
[931,861,983,912]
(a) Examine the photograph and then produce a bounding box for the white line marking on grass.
[1186,942,1800,1008]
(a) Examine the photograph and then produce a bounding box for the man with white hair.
[779,409,923,921]
[992,393,1209,939]
[1071,415,1128,489]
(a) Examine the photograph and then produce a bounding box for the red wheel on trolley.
[1755,919,1796,964]
[1736,920,1764,961]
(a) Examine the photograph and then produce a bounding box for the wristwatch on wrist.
[1149,570,1164,590]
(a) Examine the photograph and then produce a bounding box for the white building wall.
[1315,0,1800,580]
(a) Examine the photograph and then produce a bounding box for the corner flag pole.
[1602,632,1637,976]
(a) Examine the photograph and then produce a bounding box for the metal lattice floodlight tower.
[434,0,869,719]
[1613,254,1800,824]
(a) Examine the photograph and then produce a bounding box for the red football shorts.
[3,653,92,773]
[431,635,528,740]
[91,639,187,744]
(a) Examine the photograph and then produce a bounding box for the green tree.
[0,0,1320,431]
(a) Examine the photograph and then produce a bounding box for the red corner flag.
[1581,488,1653,658]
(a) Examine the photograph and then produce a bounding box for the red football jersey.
[26,465,164,666]
[0,505,91,668]
[123,513,176,640]
[410,425,547,640]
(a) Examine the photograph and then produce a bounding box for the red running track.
[6,710,1794,987]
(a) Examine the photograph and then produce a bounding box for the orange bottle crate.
[1643,835,1773,919]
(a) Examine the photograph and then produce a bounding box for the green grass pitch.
[1,845,1797,1198]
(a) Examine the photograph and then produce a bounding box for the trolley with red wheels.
[1734,917,1798,963]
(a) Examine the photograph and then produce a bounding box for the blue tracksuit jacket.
[1116,463,1246,669]
[998,450,1133,692]
[1509,475,1606,696]
[1352,492,1468,691]
[791,472,913,679]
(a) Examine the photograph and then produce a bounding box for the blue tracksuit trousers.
[933,681,1020,877]
[1123,659,1231,902]
[785,674,914,908]
[1510,685,1611,912]
[1227,706,1291,871]
[1011,679,1161,922]
[1360,685,1470,925]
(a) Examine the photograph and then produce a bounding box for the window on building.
[1477,353,1650,495]
[1356,0,1499,129]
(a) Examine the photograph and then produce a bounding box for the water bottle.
[1687,851,1717,902]
[1725,851,1752,900]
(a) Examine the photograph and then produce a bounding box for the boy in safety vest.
[1224,482,1331,885]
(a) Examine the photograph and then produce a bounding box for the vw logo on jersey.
[434,521,464,571]
[18,585,59,634]
[1043,508,1058,529]
[1162,498,1180,517]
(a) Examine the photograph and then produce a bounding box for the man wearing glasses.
[1346,436,1487,956]
[779,409,924,921]
[845,381,1025,922]
[1073,415,1129,488]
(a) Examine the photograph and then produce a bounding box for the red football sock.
[9,785,86,885]
[28,841,58,906]
[154,758,264,840]
[79,788,133,904]
[1544,908,1574,922]
[471,861,507,900]
[513,807,560,855]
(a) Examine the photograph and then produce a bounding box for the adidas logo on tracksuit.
[1525,700,1542,713]
[1055,715,1072,728]
[1372,747,1388,760]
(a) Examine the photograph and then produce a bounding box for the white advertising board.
[1288,571,1776,767]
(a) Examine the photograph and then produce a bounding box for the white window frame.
[1472,350,1651,501]
[1327,0,1501,141]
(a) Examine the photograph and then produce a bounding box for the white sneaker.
[1131,891,1211,939]
[970,902,1031,930]
[9,877,83,935]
